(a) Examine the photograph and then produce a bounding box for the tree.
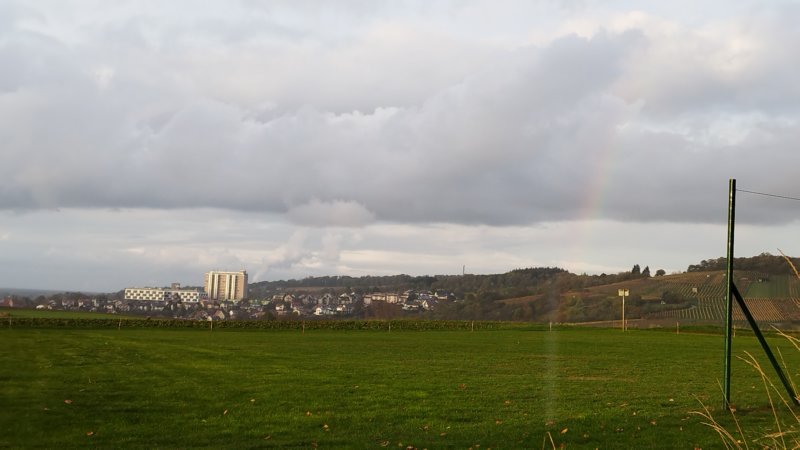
[655,269,666,276]
[642,266,651,277]
[631,264,641,275]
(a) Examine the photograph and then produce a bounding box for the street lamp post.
[618,289,629,331]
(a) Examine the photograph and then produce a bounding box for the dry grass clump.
[694,250,800,449]
[693,343,800,449]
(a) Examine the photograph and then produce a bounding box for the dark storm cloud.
[3,2,800,226]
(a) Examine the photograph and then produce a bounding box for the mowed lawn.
[1,326,798,448]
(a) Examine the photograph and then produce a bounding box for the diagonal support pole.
[731,283,800,406]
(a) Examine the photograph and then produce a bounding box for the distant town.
[1,269,456,320]
[6,254,800,324]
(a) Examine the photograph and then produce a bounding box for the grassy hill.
[498,270,800,325]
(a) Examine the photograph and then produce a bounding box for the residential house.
[420,298,439,311]
[314,305,334,316]
[191,310,210,321]
[319,293,336,305]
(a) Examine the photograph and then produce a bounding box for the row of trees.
[687,252,800,274]
[630,264,667,277]
[249,264,674,303]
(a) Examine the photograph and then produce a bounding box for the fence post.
[723,178,736,410]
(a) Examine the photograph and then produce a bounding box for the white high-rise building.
[204,270,248,301]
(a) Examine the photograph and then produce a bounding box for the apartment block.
[204,270,248,301]
[124,287,202,303]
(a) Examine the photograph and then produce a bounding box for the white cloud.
[4,5,800,226]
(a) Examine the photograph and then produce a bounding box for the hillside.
[247,253,800,324]
[500,269,800,325]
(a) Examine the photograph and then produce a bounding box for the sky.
[2,1,800,292]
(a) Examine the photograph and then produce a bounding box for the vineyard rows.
[791,282,800,298]
[657,276,728,300]
[649,297,800,322]
[641,273,800,322]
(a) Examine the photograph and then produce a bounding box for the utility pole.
[618,289,629,331]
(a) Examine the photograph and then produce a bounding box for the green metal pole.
[723,178,736,410]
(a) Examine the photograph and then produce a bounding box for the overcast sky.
[2,1,800,292]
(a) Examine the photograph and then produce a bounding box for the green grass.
[1,326,798,448]
[744,275,793,298]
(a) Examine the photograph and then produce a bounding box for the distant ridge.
[0,287,92,298]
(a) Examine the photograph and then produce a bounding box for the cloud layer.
[3,2,800,291]
[3,2,800,227]
[4,207,780,292]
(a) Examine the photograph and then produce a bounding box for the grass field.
[2,326,799,448]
